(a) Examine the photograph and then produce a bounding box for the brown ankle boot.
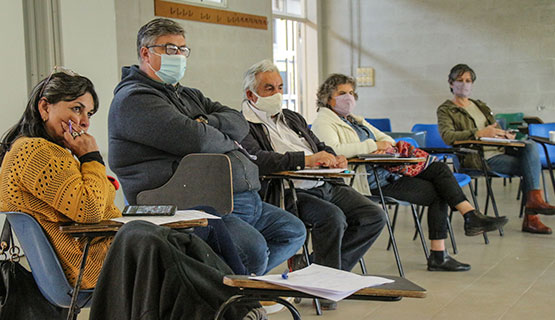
[522,214,552,234]
[525,190,555,215]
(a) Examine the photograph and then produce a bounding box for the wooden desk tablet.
[453,139,525,148]
[215,275,426,320]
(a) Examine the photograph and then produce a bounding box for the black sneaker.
[463,210,508,236]
[427,250,471,272]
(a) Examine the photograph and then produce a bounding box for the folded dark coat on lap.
[90,221,257,320]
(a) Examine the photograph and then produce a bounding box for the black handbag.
[0,220,66,320]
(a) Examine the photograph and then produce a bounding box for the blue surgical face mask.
[148,53,187,85]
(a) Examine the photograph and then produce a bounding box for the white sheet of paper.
[295,168,347,174]
[249,264,394,302]
[480,137,520,143]
[111,210,220,225]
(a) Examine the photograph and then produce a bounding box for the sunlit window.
[273,0,305,113]
[176,0,227,7]
[273,0,304,17]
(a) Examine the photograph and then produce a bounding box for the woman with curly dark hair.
[312,73,508,272]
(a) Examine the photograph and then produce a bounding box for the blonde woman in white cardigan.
[312,74,508,272]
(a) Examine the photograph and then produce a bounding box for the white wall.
[114,0,274,110]
[0,0,28,135]
[321,0,555,131]
[0,0,28,238]
[59,0,120,155]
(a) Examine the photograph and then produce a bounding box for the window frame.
[272,0,319,122]
[172,0,228,9]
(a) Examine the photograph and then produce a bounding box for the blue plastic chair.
[365,118,392,132]
[388,131,426,148]
[2,212,93,316]
[411,124,454,162]
[528,123,555,168]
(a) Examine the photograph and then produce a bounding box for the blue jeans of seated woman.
[486,140,541,193]
[221,191,306,275]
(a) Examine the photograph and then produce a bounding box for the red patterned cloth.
[387,141,436,177]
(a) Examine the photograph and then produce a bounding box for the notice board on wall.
[154,0,268,30]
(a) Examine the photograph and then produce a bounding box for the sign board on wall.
[154,0,268,30]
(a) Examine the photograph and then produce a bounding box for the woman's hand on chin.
[61,121,99,157]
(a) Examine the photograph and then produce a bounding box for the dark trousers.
[372,162,467,240]
[292,182,385,271]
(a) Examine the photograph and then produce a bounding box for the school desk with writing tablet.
[59,218,208,319]
[215,275,426,319]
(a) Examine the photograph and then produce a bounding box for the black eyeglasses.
[147,43,191,58]
[38,66,78,98]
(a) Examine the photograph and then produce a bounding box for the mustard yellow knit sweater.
[0,137,121,288]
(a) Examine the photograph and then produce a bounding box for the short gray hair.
[243,59,279,99]
[316,73,358,110]
[448,64,476,93]
[136,18,185,62]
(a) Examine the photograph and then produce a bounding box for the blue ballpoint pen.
[281,269,289,279]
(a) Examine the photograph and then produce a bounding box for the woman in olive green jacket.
[437,64,554,235]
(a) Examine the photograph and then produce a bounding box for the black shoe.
[287,254,308,272]
[463,210,508,236]
[427,250,471,272]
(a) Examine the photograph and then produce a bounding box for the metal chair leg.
[447,210,458,254]
[541,170,549,202]
[410,204,429,259]
[67,238,92,320]
[371,167,404,277]
[468,179,489,245]
[387,205,400,251]
[519,191,526,218]
[412,206,425,241]
[359,257,368,275]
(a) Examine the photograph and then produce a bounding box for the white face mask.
[148,53,187,85]
[252,92,283,115]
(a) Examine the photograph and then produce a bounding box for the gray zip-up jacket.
[108,65,260,203]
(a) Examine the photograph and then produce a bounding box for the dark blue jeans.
[487,140,541,193]
[221,191,306,275]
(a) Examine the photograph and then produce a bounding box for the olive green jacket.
[436,99,496,169]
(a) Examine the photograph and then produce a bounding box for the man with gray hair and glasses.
[240,59,386,310]
[108,18,306,277]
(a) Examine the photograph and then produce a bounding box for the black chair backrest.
[136,154,233,214]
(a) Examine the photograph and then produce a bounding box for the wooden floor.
[76,177,555,319]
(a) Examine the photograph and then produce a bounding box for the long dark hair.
[0,72,98,163]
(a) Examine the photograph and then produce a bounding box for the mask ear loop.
[146,48,161,73]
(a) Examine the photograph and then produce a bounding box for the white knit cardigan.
[311,107,395,195]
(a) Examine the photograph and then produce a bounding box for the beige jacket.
[312,107,395,195]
